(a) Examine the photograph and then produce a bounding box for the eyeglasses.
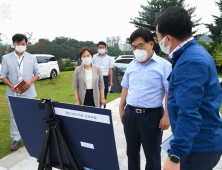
[131,43,147,51]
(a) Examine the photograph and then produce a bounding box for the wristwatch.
[168,153,180,164]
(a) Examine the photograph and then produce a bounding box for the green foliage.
[114,43,119,50]
[58,60,76,72]
[204,1,222,72]
[130,0,202,39]
[129,0,202,53]
[26,36,132,60]
[65,66,77,71]
[218,73,222,78]
[205,0,222,41]
[198,41,209,50]
[198,36,222,72]
[214,46,222,67]
[0,45,11,63]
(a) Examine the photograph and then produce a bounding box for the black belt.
[127,105,161,114]
[103,76,108,77]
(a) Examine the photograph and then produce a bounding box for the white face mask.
[15,46,26,53]
[98,49,105,54]
[159,36,171,55]
[82,57,92,66]
[133,44,151,62]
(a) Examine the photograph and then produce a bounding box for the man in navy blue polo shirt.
[155,6,222,170]
[119,27,172,170]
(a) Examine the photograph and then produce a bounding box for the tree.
[205,0,222,41]
[27,36,134,63]
[198,41,210,51]
[130,0,202,39]
[213,38,222,72]
[215,49,222,72]
[114,43,120,50]
[199,35,222,72]
[34,39,49,54]
[26,32,36,44]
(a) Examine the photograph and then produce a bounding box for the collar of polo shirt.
[97,53,107,57]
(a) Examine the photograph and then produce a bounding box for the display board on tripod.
[9,96,119,170]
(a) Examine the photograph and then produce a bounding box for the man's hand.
[159,113,170,131]
[75,100,81,105]
[119,108,125,124]
[163,156,180,170]
[109,81,113,87]
[23,80,32,90]
[10,84,21,93]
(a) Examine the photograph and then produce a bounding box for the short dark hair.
[155,6,193,41]
[12,34,28,43]
[79,48,93,61]
[97,41,106,47]
[130,27,154,45]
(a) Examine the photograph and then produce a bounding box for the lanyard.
[17,56,24,70]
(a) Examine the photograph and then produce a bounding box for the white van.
[113,55,134,72]
[33,54,60,79]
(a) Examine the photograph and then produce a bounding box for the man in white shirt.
[92,41,113,108]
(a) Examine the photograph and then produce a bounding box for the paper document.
[160,135,174,154]
[108,86,111,94]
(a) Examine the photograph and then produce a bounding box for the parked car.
[113,55,134,72]
[33,54,59,79]
[77,60,81,66]
[110,56,117,65]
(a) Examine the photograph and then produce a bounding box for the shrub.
[65,66,76,71]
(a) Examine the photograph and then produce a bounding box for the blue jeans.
[123,105,163,170]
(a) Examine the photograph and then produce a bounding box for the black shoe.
[10,140,21,151]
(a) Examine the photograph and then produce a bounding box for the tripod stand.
[37,99,80,170]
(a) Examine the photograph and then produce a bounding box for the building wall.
[106,36,131,52]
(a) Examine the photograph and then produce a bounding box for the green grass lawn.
[0,71,121,159]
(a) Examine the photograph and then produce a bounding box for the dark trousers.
[180,150,222,170]
[83,89,95,107]
[123,105,163,170]
[103,76,109,108]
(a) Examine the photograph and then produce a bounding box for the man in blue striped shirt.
[119,27,172,170]
[93,41,113,108]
